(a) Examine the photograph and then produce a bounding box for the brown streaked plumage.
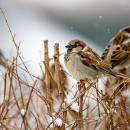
[101,27,130,100]
[101,26,130,69]
[78,50,116,77]
[64,39,128,82]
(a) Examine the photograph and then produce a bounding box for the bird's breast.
[64,53,98,81]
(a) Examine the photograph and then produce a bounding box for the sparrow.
[64,39,128,83]
[101,27,130,96]
[101,26,130,70]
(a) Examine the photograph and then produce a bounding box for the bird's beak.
[65,45,71,49]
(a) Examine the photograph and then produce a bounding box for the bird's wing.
[79,49,116,77]
[101,27,130,68]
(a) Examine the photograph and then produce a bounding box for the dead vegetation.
[0,8,130,130]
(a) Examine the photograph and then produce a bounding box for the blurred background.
[0,0,130,77]
[0,1,130,129]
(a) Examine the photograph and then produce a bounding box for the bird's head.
[65,39,87,53]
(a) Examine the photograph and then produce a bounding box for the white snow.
[122,89,130,97]
[99,16,103,19]
[55,118,62,127]
[20,109,25,116]
[0,97,3,105]
[108,28,111,34]
[107,110,110,113]
[113,122,116,126]
[64,93,79,112]
[49,114,62,128]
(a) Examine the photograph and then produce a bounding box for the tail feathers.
[113,71,130,79]
[116,73,129,79]
[107,69,130,79]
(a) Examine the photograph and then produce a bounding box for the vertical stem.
[86,96,90,129]
[12,58,27,130]
[44,40,54,125]
[4,72,7,100]
[103,114,107,130]
[96,80,100,118]
[100,114,107,130]
[44,40,51,101]
[54,43,62,95]
[54,43,66,129]
[78,82,84,130]
[109,101,114,130]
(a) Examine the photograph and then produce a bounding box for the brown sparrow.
[64,39,128,83]
[101,27,130,97]
[101,26,130,70]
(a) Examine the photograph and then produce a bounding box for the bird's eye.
[75,41,79,44]
[75,41,80,46]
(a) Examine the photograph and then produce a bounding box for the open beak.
[65,45,70,48]
[65,45,72,49]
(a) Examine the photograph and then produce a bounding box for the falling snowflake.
[21,109,25,116]
[70,26,74,30]
[99,16,103,19]
[108,28,110,33]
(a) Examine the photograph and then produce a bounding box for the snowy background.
[0,1,130,129]
[0,0,130,79]
[0,0,130,97]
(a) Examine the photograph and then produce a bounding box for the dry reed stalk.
[54,43,66,99]
[44,40,54,122]
[0,10,48,128]
[1,7,130,129]
[96,79,101,118]
[0,73,7,118]
[11,58,27,130]
[86,95,90,129]
[78,82,85,130]
[46,84,92,129]
[43,61,58,91]
[15,55,28,129]
[68,107,78,119]
[0,8,43,98]
[4,72,7,101]
[3,68,13,121]
[100,114,107,130]
[54,43,62,95]
[91,87,108,114]
[54,43,66,129]
[44,40,51,102]
[0,9,43,128]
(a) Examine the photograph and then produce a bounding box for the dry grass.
[0,8,130,130]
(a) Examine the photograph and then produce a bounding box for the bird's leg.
[77,80,85,89]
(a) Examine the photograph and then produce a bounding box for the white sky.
[0,0,102,81]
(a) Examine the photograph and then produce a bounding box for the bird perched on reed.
[64,39,128,83]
